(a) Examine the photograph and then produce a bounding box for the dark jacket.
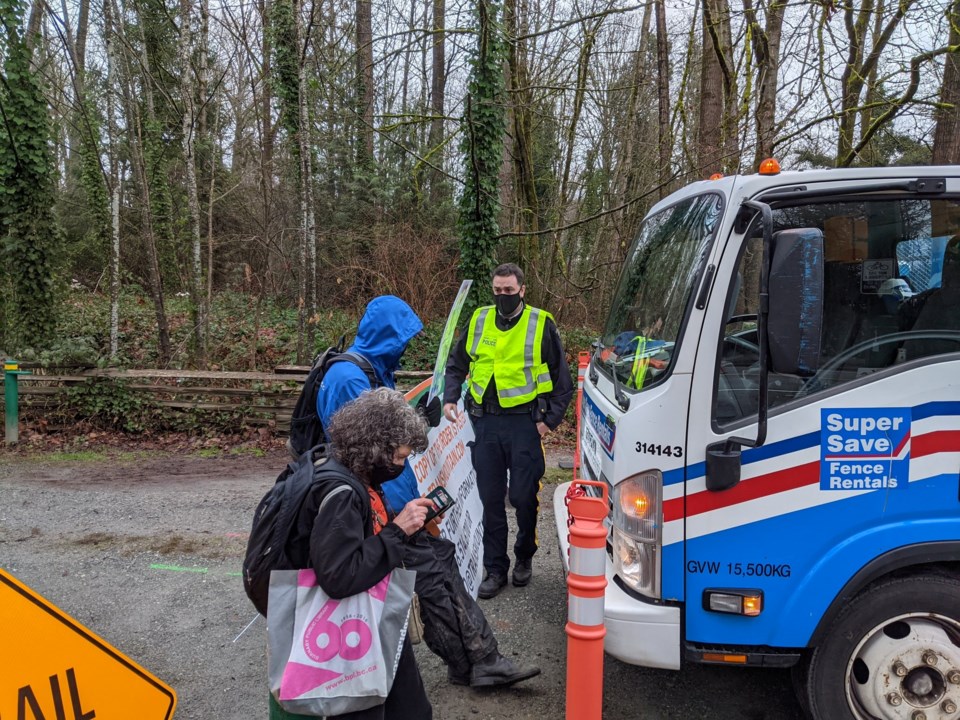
[289,460,410,598]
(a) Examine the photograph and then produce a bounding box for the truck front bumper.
[554,482,681,670]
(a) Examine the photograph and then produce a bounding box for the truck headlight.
[612,472,662,598]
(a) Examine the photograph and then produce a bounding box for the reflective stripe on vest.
[465,304,554,408]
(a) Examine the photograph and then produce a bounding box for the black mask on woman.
[495,292,523,317]
[370,461,406,487]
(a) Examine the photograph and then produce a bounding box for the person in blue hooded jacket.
[316,295,540,688]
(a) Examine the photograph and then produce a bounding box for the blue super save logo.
[820,408,911,491]
[584,393,615,458]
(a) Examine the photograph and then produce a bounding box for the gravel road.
[0,449,805,719]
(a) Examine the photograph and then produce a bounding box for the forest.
[0,0,957,370]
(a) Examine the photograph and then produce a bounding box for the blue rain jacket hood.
[316,296,423,512]
[348,295,423,387]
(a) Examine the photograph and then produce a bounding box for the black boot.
[447,667,470,686]
[512,557,532,587]
[469,653,541,688]
[478,572,507,599]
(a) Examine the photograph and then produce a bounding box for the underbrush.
[10,287,597,441]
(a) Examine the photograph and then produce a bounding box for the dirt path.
[0,448,803,720]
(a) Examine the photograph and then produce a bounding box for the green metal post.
[4,359,29,445]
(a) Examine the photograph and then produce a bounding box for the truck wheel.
[797,573,960,720]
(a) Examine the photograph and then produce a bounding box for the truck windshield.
[599,193,723,390]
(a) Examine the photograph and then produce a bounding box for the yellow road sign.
[0,568,176,719]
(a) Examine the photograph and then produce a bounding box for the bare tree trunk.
[356,0,374,165]
[836,0,915,165]
[179,0,207,366]
[505,0,539,279]
[857,0,885,166]
[655,0,671,197]
[207,106,220,309]
[702,0,738,173]
[933,0,960,165]
[25,0,43,50]
[427,0,446,201]
[259,0,275,291]
[744,0,784,168]
[105,0,120,360]
[698,1,724,175]
[297,1,316,360]
[76,0,90,80]
[125,0,172,364]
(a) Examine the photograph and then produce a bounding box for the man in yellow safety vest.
[443,264,573,598]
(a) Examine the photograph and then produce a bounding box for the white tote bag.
[267,567,416,717]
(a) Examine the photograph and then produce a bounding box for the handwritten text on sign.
[410,402,484,598]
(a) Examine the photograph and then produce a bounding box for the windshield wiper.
[609,356,631,412]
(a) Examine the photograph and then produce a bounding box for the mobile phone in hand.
[423,486,455,524]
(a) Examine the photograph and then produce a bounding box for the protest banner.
[410,402,484,598]
[427,279,472,403]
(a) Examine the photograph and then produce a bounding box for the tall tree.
[655,0,671,195]
[0,0,62,351]
[272,0,315,360]
[459,0,506,309]
[356,0,374,166]
[744,0,785,168]
[179,0,207,365]
[932,0,960,165]
[427,0,447,203]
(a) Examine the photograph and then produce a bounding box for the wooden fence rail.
[3,366,432,434]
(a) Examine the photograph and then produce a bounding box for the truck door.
[682,192,960,651]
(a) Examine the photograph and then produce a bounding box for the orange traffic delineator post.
[565,478,608,720]
[572,351,590,479]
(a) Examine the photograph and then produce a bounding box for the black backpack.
[287,337,379,459]
[242,445,368,616]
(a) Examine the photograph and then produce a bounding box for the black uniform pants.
[470,412,545,576]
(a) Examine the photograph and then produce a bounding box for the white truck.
[555,164,960,719]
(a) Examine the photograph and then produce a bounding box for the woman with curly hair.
[270,387,435,720]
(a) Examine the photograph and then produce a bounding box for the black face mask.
[495,292,523,317]
[371,461,406,487]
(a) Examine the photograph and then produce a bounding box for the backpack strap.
[327,352,380,387]
[310,453,373,533]
[318,484,353,514]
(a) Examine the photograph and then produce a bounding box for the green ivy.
[270,0,300,164]
[66,378,158,433]
[458,0,506,313]
[0,0,63,352]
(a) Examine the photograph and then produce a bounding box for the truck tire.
[795,573,960,720]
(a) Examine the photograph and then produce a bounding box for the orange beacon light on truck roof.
[758,158,781,175]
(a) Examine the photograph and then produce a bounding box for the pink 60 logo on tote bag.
[303,598,374,663]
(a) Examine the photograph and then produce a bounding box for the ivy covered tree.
[0,0,62,352]
[458,0,506,310]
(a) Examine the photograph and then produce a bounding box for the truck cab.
[554,165,960,719]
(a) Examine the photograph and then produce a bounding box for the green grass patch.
[44,450,111,462]
[195,448,222,458]
[542,464,573,486]
[229,446,266,458]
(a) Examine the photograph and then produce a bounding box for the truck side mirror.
[706,440,741,491]
[767,228,824,376]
